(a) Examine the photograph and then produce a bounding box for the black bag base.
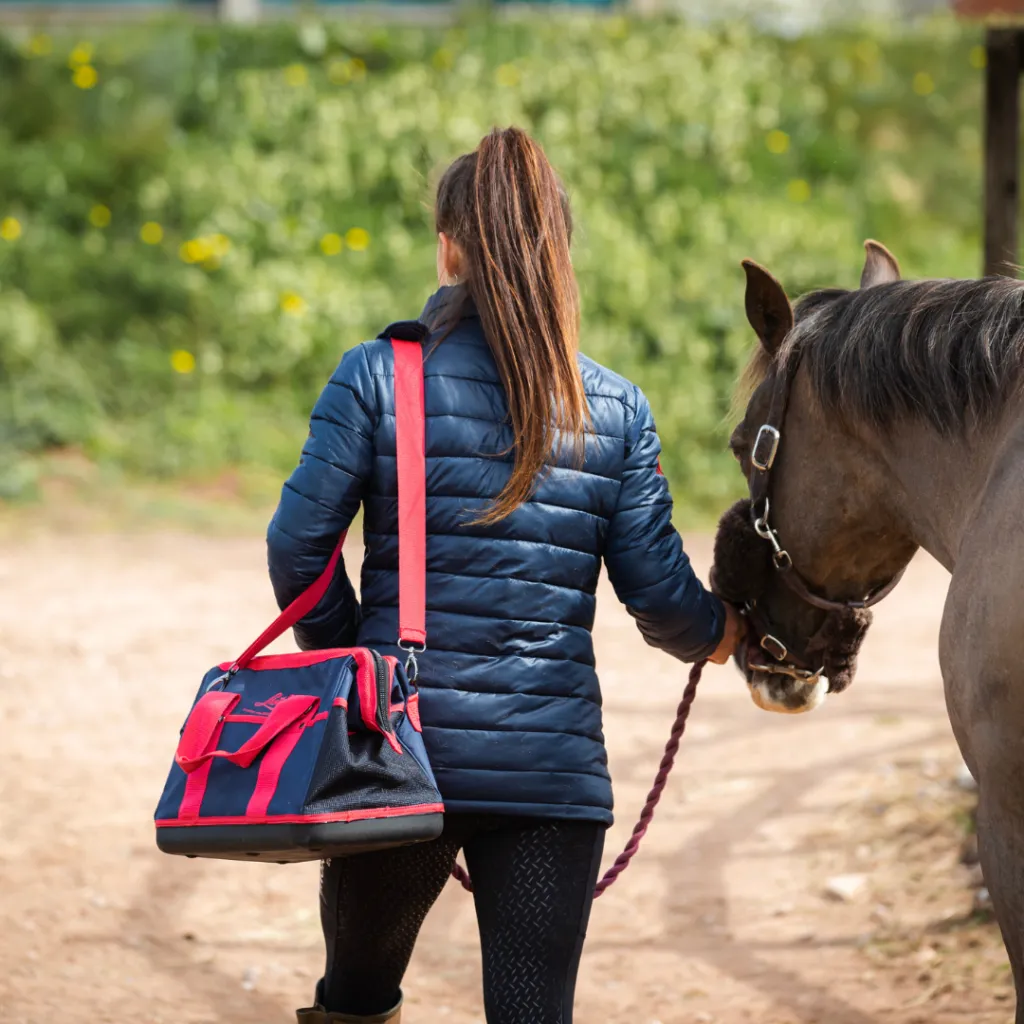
[156,813,444,863]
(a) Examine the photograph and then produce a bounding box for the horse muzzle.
[736,634,829,715]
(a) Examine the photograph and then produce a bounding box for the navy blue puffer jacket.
[267,287,724,825]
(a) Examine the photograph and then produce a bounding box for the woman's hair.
[433,126,587,525]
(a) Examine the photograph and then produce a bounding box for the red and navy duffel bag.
[154,338,444,862]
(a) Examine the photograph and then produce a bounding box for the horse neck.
[871,402,1024,573]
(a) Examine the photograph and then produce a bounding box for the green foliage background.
[0,15,988,514]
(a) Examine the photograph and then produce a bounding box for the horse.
[714,240,1024,1016]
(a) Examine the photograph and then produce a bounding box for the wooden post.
[984,28,1023,276]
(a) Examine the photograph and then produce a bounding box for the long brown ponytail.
[434,127,588,525]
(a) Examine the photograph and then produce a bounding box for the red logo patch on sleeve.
[655,459,664,476]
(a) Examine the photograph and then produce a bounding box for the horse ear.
[860,240,901,289]
[742,259,793,357]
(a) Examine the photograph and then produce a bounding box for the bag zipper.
[369,650,391,735]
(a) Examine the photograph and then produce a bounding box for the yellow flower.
[787,179,811,203]
[970,45,987,71]
[68,42,93,68]
[89,204,111,228]
[496,64,521,88]
[180,234,229,265]
[284,63,309,88]
[140,222,164,245]
[179,238,208,264]
[280,291,307,316]
[320,232,344,256]
[73,65,98,90]
[766,130,790,155]
[170,350,196,375]
[0,217,22,242]
[345,227,370,252]
[913,71,935,96]
[349,57,367,82]
[28,34,52,57]
[327,58,351,85]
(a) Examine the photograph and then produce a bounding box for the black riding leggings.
[318,814,606,1023]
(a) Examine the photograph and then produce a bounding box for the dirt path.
[0,528,1011,1023]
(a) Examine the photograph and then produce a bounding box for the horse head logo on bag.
[244,692,286,716]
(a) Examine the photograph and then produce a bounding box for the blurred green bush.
[0,15,987,515]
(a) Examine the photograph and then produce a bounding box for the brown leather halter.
[744,353,906,684]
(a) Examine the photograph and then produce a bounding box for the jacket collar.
[420,285,480,329]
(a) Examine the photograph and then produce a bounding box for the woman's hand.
[708,602,747,665]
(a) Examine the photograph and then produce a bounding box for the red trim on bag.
[349,649,380,735]
[392,339,427,647]
[383,656,398,717]
[217,648,358,672]
[155,803,445,828]
[245,714,310,818]
[382,656,404,754]
[346,650,401,755]
[405,692,423,733]
[177,705,233,820]
[312,697,347,723]
[175,691,240,774]
[178,759,215,820]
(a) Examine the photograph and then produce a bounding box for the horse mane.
[732,341,773,420]
[779,277,1024,435]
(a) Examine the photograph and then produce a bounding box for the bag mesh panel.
[304,705,439,815]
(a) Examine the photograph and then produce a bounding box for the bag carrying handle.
[175,692,320,773]
[217,338,427,680]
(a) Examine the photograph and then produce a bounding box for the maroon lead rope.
[449,659,706,898]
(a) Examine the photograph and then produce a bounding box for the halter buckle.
[760,633,789,662]
[751,425,780,472]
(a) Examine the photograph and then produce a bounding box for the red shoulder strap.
[232,532,347,671]
[392,339,427,648]
[226,338,426,674]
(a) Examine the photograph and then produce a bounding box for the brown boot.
[295,997,402,1023]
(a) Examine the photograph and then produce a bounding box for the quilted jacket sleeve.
[604,385,725,663]
[266,344,377,651]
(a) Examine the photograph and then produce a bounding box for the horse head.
[716,241,917,714]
